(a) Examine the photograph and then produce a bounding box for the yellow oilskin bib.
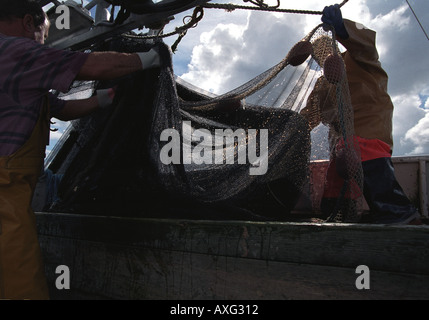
[0,99,50,300]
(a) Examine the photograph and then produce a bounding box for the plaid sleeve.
[1,36,89,105]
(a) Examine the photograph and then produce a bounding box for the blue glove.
[322,4,349,39]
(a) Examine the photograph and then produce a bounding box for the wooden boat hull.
[34,155,429,300]
[36,212,429,300]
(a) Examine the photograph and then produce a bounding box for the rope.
[122,6,204,42]
[406,0,429,41]
[201,0,349,15]
[243,0,280,8]
[202,3,320,15]
[122,0,350,51]
[171,6,204,52]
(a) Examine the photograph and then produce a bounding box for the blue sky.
[48,0,429,157]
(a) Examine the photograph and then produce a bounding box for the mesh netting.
[45,24,363,222]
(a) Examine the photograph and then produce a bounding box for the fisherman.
[301,5,421,225]
[0,0,162,299]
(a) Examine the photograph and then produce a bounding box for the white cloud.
[394,93,429,156]
[180,7,307,94]
[53,0,429,157]
[180,19,249,93]
[402,112,429,155]
[173,0,429,156]
[392,94,427,155]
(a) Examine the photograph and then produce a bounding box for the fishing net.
[43,24,364,222]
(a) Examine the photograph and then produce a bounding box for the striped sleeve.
[0,36,89,106]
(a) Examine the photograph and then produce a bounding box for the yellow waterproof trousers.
[0,101,50,300]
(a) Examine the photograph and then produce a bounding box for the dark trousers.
[322,157,419,224]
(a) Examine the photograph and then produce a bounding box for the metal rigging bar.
[38,0,212,50]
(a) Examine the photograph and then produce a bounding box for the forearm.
[54,96,100,121]
[76,52,142,81]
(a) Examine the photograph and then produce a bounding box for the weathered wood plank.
[37,213,429,274]
[39,236,429,300]
[36,212,429,299]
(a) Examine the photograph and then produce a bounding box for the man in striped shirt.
[0,0,161,299]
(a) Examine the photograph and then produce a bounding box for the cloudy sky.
[49,0,429,157]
